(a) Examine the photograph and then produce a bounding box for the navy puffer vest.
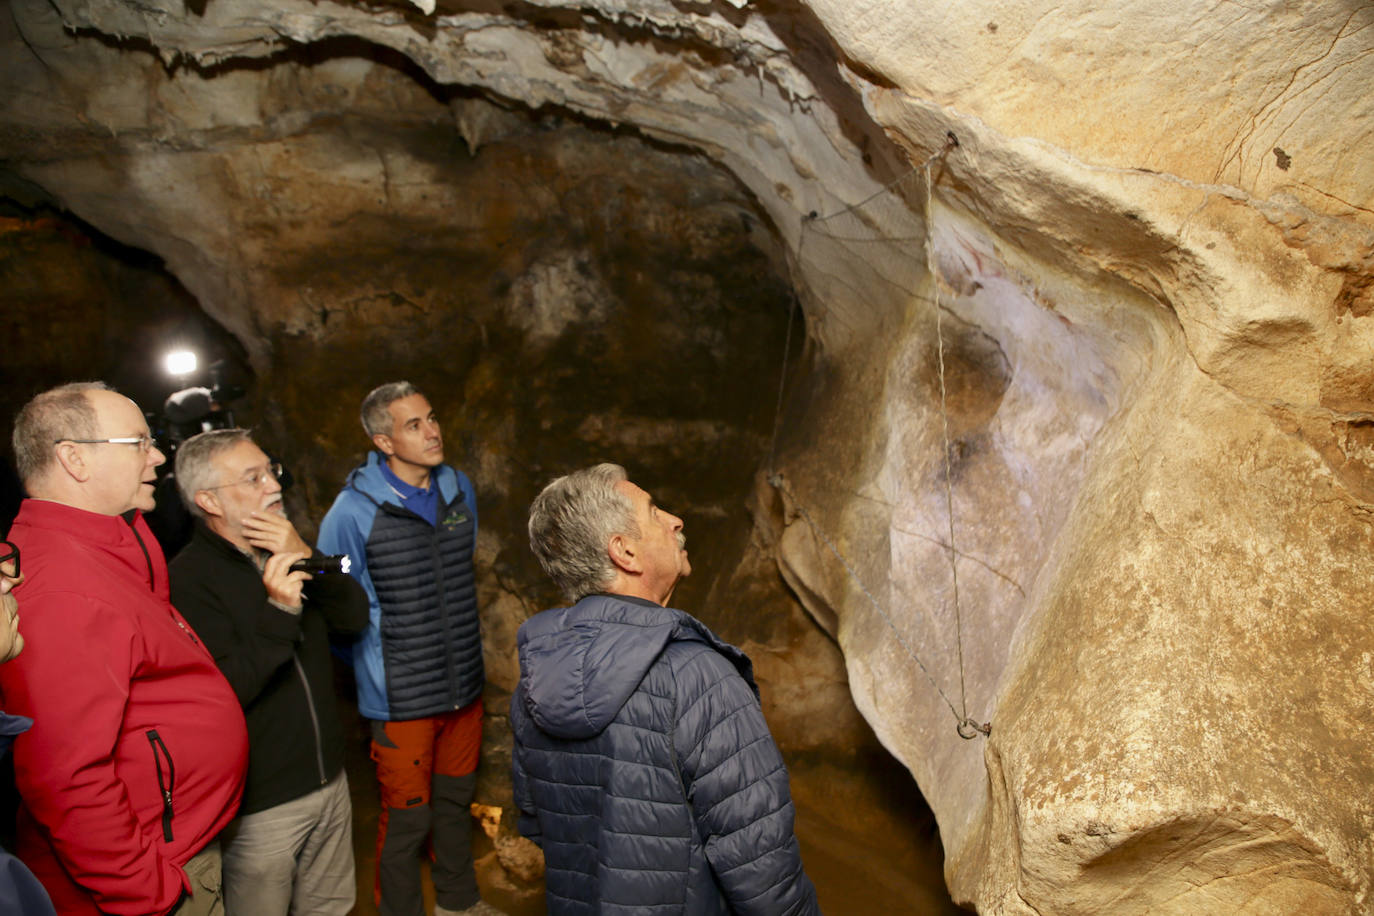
[365,494,483,718]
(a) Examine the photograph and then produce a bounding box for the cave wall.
[3,0,1373,913]
[0,214,250,451]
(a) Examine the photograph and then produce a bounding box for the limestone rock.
[2,0,1372,912]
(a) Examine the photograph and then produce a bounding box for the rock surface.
[2,1,1372,913]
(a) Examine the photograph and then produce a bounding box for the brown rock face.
[0,217,249,439]
[3,1,1373,913]
[0,31,955,911]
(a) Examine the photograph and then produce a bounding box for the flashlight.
[289,555,351,575]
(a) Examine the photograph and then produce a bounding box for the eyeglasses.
[206,463,284,491]
[0,541,17,579]
[56,435,156,453]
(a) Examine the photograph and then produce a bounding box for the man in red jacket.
[0,382,249,916]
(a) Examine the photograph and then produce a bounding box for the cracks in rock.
[985,745,1044,916]
[1268,400,1374,427]
[249,147,284,220]
[890,522,1026,597]
[1210,6,1367,189]
[1081,813,1356,913]
[1009,116,1368,308]
[371,139,394,209]
[491,557,539,622]
[1139,506,1206,558]
[846,486,1033,601]
[1191,7,1255,56]
[1262,402,1374,506]
[1013,890,1047,916]
[1289,178,1374,218]
[1069,151,1288,238]
[9,5,63,80]
[338,289,428,320]
[1171,185,1224,242]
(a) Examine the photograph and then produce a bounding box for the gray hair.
[528,463,640,604]
[175,428,254,519]
[12,382,109,484]
[361,381,422,439]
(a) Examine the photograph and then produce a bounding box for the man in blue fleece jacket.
[514,463,820,915]
[317,381,498,916]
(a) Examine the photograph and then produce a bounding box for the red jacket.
[0,500,248,915]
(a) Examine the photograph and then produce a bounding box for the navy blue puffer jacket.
[510,594,819,915]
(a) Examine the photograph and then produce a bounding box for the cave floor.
[339,685,967,915]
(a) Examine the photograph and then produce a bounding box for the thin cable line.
[769,473,964,723]
[767,133,989,739]
[805,161,924,224]
[924,150,970,726]
[768,228,805,475]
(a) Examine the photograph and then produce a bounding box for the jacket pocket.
[146,729,176,842]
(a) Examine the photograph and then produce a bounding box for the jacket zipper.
[128,515,156,593]
[379,495,471,711]
[430,524,459,708]
[128,515,203,648]
[146,730,175,842]
[292,654,328,785]
[172,616,200,646]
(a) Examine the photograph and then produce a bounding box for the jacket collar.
[14,498,166,596]
[349,451,459,508]
[190,519,259,565]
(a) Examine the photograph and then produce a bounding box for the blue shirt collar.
[379,457,433,497]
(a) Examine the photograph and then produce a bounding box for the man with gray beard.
[169,428,367,915]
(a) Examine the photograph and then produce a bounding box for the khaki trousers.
[169,840,223,916]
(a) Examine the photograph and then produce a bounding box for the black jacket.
[169,521,368,815]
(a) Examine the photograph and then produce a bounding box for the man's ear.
[52,441,91,483]
[193,490,224,520]
[608,533,640,575]
[372,433,395,457]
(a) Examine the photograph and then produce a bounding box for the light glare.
[165,350,197,376]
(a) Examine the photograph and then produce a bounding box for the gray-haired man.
[513,463,820,914]
[168,428,367,915]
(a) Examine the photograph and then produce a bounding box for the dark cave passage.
[1,118,962,911]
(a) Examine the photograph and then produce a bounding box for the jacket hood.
[517,594,754,740]
[345,451,460,508]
